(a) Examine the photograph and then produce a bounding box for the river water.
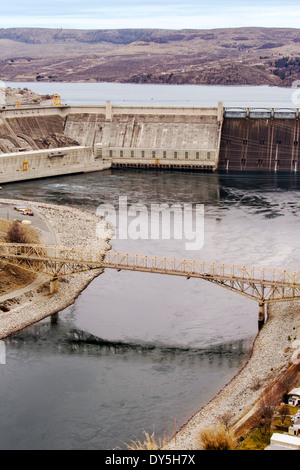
[0,83,300,450]
[5,80,299,108]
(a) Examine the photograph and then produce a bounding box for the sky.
[1,0,300,30]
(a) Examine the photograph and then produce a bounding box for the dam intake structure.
[0,101,299,183]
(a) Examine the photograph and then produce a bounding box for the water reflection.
[1,314,251,450]
[6,322,251,363]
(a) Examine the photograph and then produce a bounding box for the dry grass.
[196,424,237,450]
[0,219,11,241]
[0,219,40,295]
[125,431,167,450]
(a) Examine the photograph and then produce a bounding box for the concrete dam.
[0,101,299,183]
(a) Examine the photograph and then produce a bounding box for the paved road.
[0,202,58,245]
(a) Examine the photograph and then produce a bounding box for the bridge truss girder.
[0,256,103,279]
[1,244,300,323]
[206,278,300,304]
[0,243,105,279]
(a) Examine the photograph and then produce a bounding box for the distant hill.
[1,27,300,86]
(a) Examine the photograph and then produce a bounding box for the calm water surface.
[0,169,299,449]
[6,81,298,107]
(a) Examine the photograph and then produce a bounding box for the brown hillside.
[0,27,300,86]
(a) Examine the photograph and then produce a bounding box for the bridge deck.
[0,243,300,307]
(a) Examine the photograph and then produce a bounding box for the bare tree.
[258,392,278,435]
[278,404,290,425]
[218,411,235,430]
[278,373,297,403]
[251,377,262,391]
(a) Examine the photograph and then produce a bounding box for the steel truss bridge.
[1,243,300,324]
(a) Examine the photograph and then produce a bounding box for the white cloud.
[1,3,300,29]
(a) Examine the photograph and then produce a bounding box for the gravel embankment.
[0,198,113,339]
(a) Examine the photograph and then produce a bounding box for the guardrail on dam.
[0,102,300,183]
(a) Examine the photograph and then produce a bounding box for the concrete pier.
[50,278,58,295]
[258,301,265,329]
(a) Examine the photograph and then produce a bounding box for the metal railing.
[1,243,300,304]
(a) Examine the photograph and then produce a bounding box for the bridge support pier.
[258,301,265,329]
[51,313,59,325]
[50,277,58,294]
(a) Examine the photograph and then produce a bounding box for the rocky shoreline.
[0,198,113,339]
[4,87,53,106]
[166,300,300,449]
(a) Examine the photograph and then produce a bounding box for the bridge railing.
[0,243,103,261]
[0,243,299,288]
[102,251,300,287]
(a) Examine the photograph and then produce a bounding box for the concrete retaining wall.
[95,145,217,170]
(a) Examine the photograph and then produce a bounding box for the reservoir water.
[5,80,299,108]
[0,83,299,449]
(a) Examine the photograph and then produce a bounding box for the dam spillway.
[0,102,299,183]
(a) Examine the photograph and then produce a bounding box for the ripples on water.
[0,169,299,449]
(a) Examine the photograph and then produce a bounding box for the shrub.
[5,221,30,244]
[278,404,290,424]
[125,431,167,450]
[196,424,237,450]
[218,411,235,429]
[251,377,262,391]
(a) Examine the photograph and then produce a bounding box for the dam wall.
[219,109,300,171]
[64,102,224,170]
[0,103,224,176]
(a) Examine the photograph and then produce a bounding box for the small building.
[289,423,300,437]
[292,411,300,422]
[265,433,300,450]
[288,388,300,407]
[289,414,300,437]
